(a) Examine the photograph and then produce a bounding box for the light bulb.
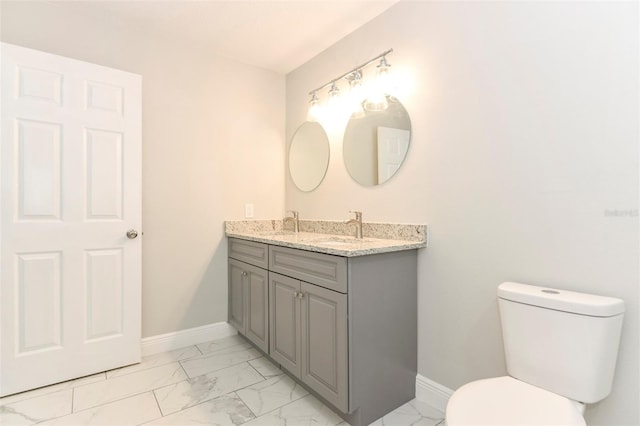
[307,92,320,122]
[327,81,340,109]
[376,56,391,93]
[348,70,365,118]
[364,56,391,111]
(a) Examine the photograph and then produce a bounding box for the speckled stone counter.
[225,219,427,257]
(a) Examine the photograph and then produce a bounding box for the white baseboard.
[141,322,236,356]
[415,374,454,413]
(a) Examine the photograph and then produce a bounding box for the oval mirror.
[343,95,411,186]
[289,121,330,192]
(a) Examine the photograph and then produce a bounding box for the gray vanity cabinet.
[269,271,348,412]
[228,238,417,426]
[228,240,269,354]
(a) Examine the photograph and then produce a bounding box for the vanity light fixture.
[307,48,393,120]
[307,91,320,122]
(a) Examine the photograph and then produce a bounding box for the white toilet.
[445,282,625,426]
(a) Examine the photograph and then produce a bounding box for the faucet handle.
[287,210,299,219]
[349,210,362,220]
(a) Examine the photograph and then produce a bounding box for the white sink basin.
[313,240,353,246]
[257,230,296,236]
[309,237,371,246]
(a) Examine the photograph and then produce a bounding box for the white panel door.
[0,43,142,397]
[377,126,410,184]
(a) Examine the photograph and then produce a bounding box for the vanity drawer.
[229,238,268,269]
[269,245,347,293]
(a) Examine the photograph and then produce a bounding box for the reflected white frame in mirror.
[343,95,411,186]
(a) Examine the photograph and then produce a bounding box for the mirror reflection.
[289,121,330,192]
[343,96,411,186]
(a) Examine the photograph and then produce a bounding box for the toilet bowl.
[445,282,624,426]
[446,376,585,426]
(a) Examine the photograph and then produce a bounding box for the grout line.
[151,388,164,418]
[147,365,264,421]
[71,372,108,392]
[177,359,190,379]
[106,346,203,381]
[46,390,163,424]
[231,372,311,420]
[0,392,44,407]
[71,363,186,413]
[147,390,257,424]
[230,365,270,394]
[194,344,203,355]
[247,358,269,381]
[229,391,259,422]
[0,372,107,408]
[231,390,259,418]
[246,392,311,421]
[191,341,254,359]
[179,345,204,361]
[73,390,159,415]
[180,352,263,380]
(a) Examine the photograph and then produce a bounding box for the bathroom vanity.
[226,220,426,426]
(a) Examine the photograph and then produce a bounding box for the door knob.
[126,229,138,239]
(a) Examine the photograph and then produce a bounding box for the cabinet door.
[228,259,246,333]
[300,282,348,412]
[269,272,301,376]
[246,265,269,353]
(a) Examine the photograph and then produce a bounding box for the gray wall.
[285,2,638,425]
[1,1,286,338]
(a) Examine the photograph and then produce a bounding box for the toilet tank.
[498,282,624,404]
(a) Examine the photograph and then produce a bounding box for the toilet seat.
[445,376,586,426]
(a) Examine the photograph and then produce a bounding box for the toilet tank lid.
[498,282,625,317]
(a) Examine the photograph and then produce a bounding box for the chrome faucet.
[283,210,299,233]
[345,210,363,239]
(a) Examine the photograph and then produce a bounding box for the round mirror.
[343,96,411,186]
[289,121,330,192]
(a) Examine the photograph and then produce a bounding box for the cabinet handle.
[298,292,305,299]
[241,271,248,277]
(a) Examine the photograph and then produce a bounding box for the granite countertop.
[225,220,427,257]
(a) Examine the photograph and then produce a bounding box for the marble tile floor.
[0,334,445,426]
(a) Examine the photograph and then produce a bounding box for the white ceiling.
[55,0,398,74]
